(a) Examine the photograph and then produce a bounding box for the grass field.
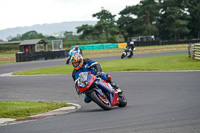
[0,101,69,119]
[0,50,18,64]
[13,54,200,75]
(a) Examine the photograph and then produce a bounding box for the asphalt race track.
[0,51,200,133]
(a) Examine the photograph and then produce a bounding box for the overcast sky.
[0,0,140,30]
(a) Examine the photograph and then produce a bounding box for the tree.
[186,0,200,38]
[21,31,46,40]
[117,0,159,41]
[93,7,116,21]
[117,5,141,41]
[64,31,73,40]
[137,0,159,36]
[46,36,57,40]
[92,22,104,43]
[158,0,190,40]
[9,31,46,41]
[76,24,94,39]
[95,20,119,42]
[76,24,103,43]
[93,7,118,42]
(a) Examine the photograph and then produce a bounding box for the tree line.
[10,0,200,43]
[77,0,200,42]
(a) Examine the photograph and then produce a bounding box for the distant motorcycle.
[121,47,135,59]
[76,72,127,110]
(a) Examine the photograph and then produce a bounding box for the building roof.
[19,39,43,45]
[0,39,47,45]
[0,41,22,45]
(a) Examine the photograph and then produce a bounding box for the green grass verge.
[0,101,69,119]
[0,53,16,58]
[101,54,200,71]
[13,54,200,75]
[0,61,16,65]
[0,51,17,64]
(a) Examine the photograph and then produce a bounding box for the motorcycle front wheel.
[90,91,112,110]
[121,53,126,59]
[118,93,127,107]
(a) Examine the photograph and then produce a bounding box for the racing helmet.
[75,45,78,50]
[71,53,83,70]
[130,41,134,44]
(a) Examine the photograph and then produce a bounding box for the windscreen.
[78,72,89,87]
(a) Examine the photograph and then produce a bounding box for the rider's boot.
[111,81,119,89]
[106,74,119,89]
[84,96,92,103]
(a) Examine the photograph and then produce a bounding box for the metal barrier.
[188,43,200,61]
[16,50,69,62]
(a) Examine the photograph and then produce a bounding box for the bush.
[0,45,19,52]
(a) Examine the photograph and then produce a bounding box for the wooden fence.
[188,43,200,61]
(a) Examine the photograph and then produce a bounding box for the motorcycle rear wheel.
[128,52,133,58]
[90,91,112,110]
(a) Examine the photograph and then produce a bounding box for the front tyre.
[90,91,112,110]
[118,93,127,107]
[121,53,125,59]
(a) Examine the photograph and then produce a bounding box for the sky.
[0,0,141,30]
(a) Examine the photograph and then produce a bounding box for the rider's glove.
[96,72,102,78]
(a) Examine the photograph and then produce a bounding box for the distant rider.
[126,41,135,51]
[71,53,119,103]
[66,45,81,64]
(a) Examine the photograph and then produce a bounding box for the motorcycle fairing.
[78,73,96,92]
[95,79,114,94]
[95,79,119,105]
[112,92,119,106]
[94,88,104,97]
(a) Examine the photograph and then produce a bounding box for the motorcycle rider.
[126,41,135,52]
[66,45,81,64]
[71,53,119,103]
[121,41,135,59]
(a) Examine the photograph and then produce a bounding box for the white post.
[52,40,54,51]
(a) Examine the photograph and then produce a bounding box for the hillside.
[0,21,97,40]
